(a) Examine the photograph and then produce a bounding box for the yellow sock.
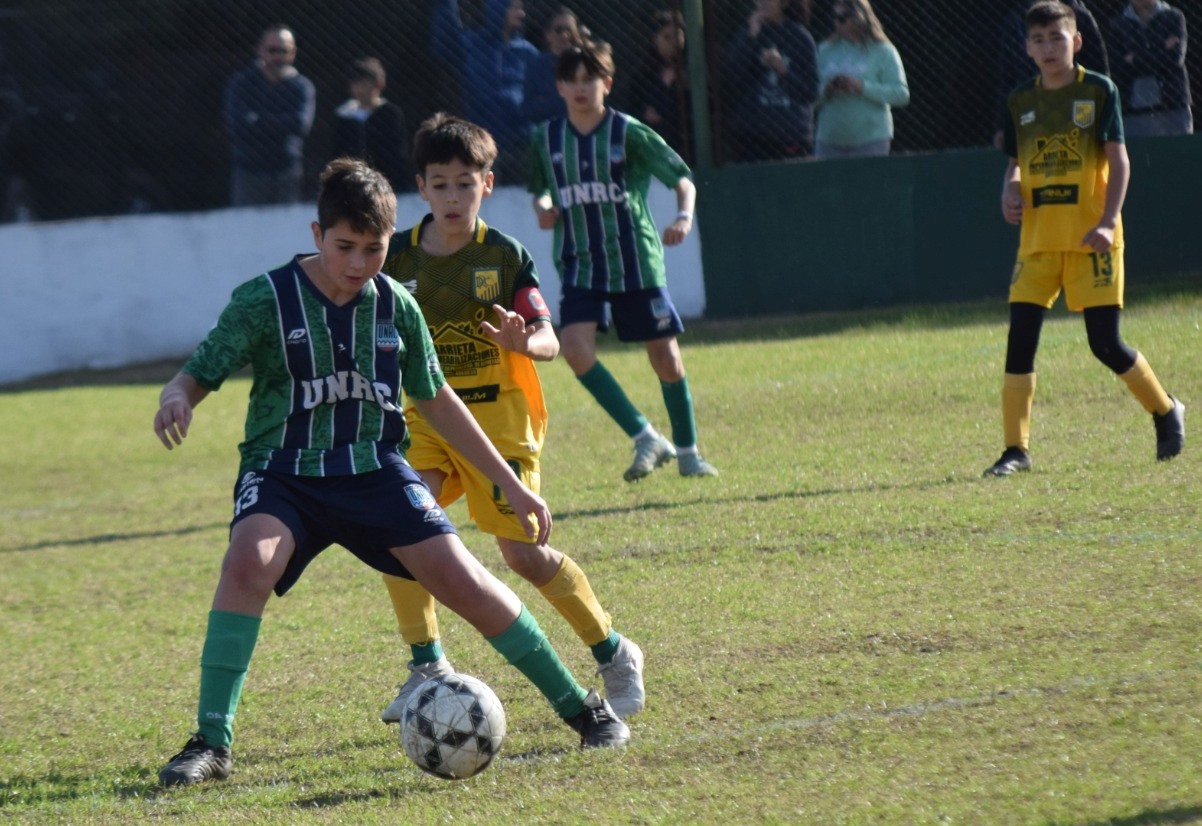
[1002,372,1036,451]
[1120,353,1173,415]
[383,574,439,646]
[536,556,612,647]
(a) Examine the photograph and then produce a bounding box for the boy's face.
[1026,19,1081,77]
[417,159,494,236]
[309,220,389,300]
[349,77,378,106]
[556,64,612,118]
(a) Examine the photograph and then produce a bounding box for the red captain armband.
[514,286,552,325]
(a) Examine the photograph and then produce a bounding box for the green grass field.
[3,289,1202,825]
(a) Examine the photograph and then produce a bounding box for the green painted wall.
[696,135,1202,319]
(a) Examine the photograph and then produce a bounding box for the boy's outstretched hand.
[481,304,537,354]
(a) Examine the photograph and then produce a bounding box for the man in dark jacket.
[223,24,316,206]
[1109,0,1192,136]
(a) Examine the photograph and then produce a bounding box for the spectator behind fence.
[432,0,539,185]
[223,24,316,206]
[994,0,1109,149]
[630,10,693,161]
[725,0,819,162]
[815,0,909,159]
[331,58,413,193]
[1109,0,1192,137]
[522,7,584,126]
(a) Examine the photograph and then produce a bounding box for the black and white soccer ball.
[400,673,506,780]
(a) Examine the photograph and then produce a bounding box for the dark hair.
[258,23,294,44]
[1026,0,1076,31]
[412,112,498,175]
[348,57,385,87]
[316,157,396,236]
[554,39,616,82]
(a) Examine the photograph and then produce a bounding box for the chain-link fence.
[1,0,1198,223]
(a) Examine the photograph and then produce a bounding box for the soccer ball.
[399,673,506,780]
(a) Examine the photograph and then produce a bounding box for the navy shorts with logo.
[559,285,685,342]
[229,463,457,596]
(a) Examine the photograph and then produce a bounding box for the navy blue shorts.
[229,464,457,596]
[559,285,684,342]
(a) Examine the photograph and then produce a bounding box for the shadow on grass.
[1056,807,1202,826]
[0,771,154,807]
[553,474,964,523]
[1,522,222,553]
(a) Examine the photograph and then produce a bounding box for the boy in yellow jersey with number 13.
[983,0,1183,477]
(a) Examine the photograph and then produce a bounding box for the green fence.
[697,135,1202,319]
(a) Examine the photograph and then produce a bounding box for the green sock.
[661,376,697,449]
[410,640,444,665]
[487,605,587,719]
[590,630,621,665]
[197,610,261,748]
[577,361,647,438]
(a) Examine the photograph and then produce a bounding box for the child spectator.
[330,58,412,193]
[630,9,693,162]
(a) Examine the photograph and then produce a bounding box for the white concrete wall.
[0,184,705,384]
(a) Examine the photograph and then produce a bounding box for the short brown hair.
[555,39,615,82]
[1026,0,1076,31]
[412,112,498,174]
[316,157,396,237]
[348,57,385,87]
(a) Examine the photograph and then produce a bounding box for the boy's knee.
[497,538,557,584]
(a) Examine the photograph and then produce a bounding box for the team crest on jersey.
[376,323,399,352]
[473,268,500,303]
[1072,100,1095,128]
[404,483,437,511]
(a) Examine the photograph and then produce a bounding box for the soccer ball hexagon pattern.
[400,673,506,780]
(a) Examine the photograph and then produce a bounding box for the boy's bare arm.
[663,176,696,247]
[1001,158,1024,225]
[532,194,559,230]
[1081,141,1129,253]
[412,384,552,545]
[154,371,210,449]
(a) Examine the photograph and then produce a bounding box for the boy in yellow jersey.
[377,113,645,722]
[984,0,1184,477]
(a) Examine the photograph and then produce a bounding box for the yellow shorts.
[405,414,541,543]
[1008,248,1125,311]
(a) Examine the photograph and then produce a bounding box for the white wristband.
[676,210,693,222]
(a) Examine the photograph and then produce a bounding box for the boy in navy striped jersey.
[153,158,628,787]
[529,40,718,481]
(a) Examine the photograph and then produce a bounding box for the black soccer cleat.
[983,446,1032,477]
[1153,397,1185,461]
[564,689,630,748]
[158,734,233,787]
